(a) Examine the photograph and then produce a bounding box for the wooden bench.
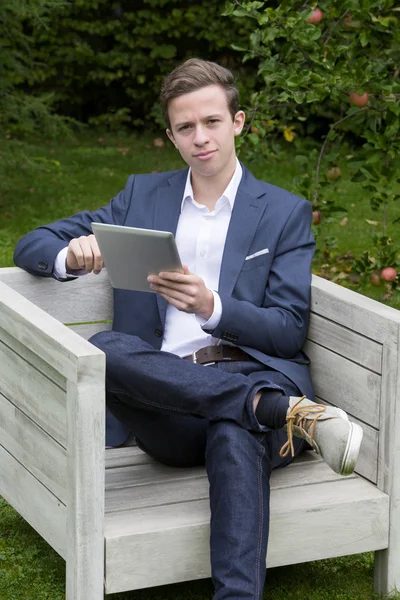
[0,266,399,599]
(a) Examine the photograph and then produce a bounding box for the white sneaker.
[280,396,363,476]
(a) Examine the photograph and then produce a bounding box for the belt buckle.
[192,350,198,364]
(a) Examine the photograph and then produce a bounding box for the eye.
[208,119,220,125]
[179,124,192,132]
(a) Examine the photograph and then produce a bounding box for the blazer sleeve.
[211,199,315,358]
[13,175,135,278]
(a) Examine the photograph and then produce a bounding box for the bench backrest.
[0,267,399,492]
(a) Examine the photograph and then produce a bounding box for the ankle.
[255,390,290,429]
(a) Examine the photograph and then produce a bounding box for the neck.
[191,157,237,210]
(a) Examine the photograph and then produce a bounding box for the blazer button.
[38,261,48,270]
[155,328,163,337]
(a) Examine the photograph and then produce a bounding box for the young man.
[14,59,363,600]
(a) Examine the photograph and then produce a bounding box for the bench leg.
[66,551,105,600]
[374,549,400,598]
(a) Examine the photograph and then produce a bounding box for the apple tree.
[223,0,400,279]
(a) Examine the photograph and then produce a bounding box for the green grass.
[0,130,400,599]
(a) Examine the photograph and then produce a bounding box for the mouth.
[193,150,217,160]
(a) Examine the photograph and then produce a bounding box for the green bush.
[0,0,73,136]
[226,0,400,294]
[25,0,254,128]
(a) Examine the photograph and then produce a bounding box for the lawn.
[0,130,399,600]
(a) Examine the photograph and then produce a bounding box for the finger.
[67,238,86,270]
[183,264,190,275]
[88,234,104,274]
[157,270,190,283]
[150,283,193,304]
[157,291,190,312]
[76,236,97,272]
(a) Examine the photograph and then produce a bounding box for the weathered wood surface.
[0,444,66,558]
[68,321,112,340]
[66,359,105,600]
[304,340,381,427]
[0,337,67,446]
[374,332,400,596]
[0,280,105,383]
[310,275,400,343]
[307,312,382,374]
[105,454,356,515]
[0,267,113,323]
[0,392,67,501]
[104,470,389,594]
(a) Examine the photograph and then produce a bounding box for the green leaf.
[359,30,369,47]
[351,171,367,183]
[247,132,259,146]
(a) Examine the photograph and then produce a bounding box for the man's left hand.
[148,265,214,320]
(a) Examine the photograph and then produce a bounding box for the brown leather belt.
[183,345,251,365]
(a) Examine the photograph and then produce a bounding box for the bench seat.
[103,446,389,595]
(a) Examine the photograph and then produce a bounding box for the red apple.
[306,8,323,24]
[327,167,342,180]
[380,267,397,281]
[312,210,322,225]
[349,92,369,107]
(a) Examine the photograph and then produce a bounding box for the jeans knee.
[88,330,114,350]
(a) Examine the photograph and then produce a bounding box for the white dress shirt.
[54,159,243,357]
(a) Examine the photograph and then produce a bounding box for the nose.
[193,124,209,147]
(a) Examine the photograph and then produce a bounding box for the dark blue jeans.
[90,331,306,600]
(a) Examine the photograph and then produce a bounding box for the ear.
[233,111,246,137]
[166,129,178,148]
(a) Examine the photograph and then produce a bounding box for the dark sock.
[255,390,290,429]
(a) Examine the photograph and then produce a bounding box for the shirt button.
[154,328,163,337]
[199,251,206,257]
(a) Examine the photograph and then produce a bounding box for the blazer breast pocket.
[241,248,271,271]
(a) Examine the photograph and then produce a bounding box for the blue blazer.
[14,164,316,443]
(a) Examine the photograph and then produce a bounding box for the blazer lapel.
[153,169,188,325]
[219,166,268,296]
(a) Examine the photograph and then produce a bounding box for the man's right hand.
[66,234,104,274]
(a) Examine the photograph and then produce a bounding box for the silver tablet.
[92,222,182,292]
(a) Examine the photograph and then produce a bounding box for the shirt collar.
[181,158,243,212]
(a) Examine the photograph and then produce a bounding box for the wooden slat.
[317,397,378,484]
[105,445,321,471]
[0,325,66,390]
[105,446,155,470]
[105,459,355,514]
[0,339,67,447]
[68,321,112,340]
[0,444,66,559]
[0,267,113,323]
[307,312,382,373]
[311,275,400,344]
[65,357,105,600]
[104,476,389,594]
[304,340,381,428]
[0,280,105,382]
[0,392,67,501]
[374,332,400,595]
[105,462,206,491]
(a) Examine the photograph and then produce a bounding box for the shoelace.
[279,396,327,458]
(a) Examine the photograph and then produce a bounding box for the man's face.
[166,84,245,178]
